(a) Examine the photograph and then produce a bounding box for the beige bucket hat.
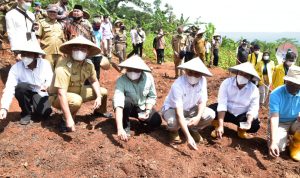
[13,41,45,55]
[284,66,300,85]
[228,62,260,81]
[59,36,101,57]
[118,55,151,72]
[177,57,213,77]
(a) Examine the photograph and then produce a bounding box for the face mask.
[242,45,247,49]
[72,50,87,61]
[93,26,100,31]
[187,76,201,85]
[254,50,259,54]
[126,71,141,80]
[22,2,31,10]
[236,75,249,85]
[22,57,34,66]
[263,56,269,60]
[73,16,82,21]
[285,61,295,67]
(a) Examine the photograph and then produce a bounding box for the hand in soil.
[187,137,198,150]
[269,143,280,157]
[216,125,224,139]
[0,108,7,119]
[93,96,102,110]
[118,129,128,141]
[66,119,76,132]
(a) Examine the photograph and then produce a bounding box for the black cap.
[73,4,83,11]
[253,44,260,50]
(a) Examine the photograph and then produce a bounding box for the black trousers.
[15,83,52,118]
[122,97,162,129]
[185,52,195,62]
[127,43,138,58]
[156,49,164,64]
[208,103,260,133]
[91,56,102,80]
[213,49,219,66]
[136,42,143,57]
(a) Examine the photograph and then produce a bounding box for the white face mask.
[126,71,141,80]
[187,76,201,85]
[254,50,259,54]
[22,2,31,10]
[22,57,34,66]
[263,56,269,60]
[285,61,295,67]
[236,75,249,85]
[72,50,87,61]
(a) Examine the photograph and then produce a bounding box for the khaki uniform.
[49,58,107,114]
[171,33,187,77]
[37,18,65,69]
[0,0,16,44]
[34,9,47,21]
[114,30,126,63]
[193,36,206,61]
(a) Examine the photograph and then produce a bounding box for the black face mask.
[73,16,81,21]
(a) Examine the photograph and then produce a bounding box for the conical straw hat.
[59,36,101,57]
[13,40,45,55]
[118,55,151,72]
[177,57,212,77]
[228,62,260,81]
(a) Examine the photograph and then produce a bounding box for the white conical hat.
[228,62,260,81]
[118,55,151,72]
[177,57,212,77]
[13,40,45,55]
[59,36,101,57]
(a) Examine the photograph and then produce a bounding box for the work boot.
[211,120,219,138]
[169,131,181,143]
[19,115,31,125]
[289,131,300,161]
[237,128,253,139]
[189,129,203,143]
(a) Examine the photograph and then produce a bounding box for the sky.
[141,0,300,33]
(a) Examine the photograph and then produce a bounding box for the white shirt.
[205,42,211,53]
[217,77,259,117]
[100,21,113,40]
[162,75,208,112]
[0,59,53,110]
[135,30,146,44]
[5,7,37,51]
[130,29,136,44]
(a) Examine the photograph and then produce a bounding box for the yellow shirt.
[248,52,263,66]
[272,63,287,90]
[255,60,275,86]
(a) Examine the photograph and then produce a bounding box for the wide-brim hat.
[59,36,101,57]
[177,57,212,77]
[118,55,151,72]
[228,62,260,81]
[13,41,45,55]
[213,33,221,37]
[284,66,300,85]
[196,29,205,35]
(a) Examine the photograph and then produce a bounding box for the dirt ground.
[0,51,299,178]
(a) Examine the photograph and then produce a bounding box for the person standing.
[127,26,137,58]
[193,29,206,62]
[255,51,275,105]
[237,39,249,64]
[36,4,65,69]
[5,0,38,60]
[171,26,188,78]
[33,1,47,21]
[0,0,16,49]
[135,26,146,57]
[0,41,53,125]
[205,39,211,63]
[268,66,300,161]
[114,24,127,63]
[56,0,69,22]
[153,28,166,64]
[210,33,221,66]
[248,44,263,67]
[100,15,113,60]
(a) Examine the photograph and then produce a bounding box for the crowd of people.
[0,0,299,162]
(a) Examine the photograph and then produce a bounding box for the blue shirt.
[269,85,300,122]
[93,30,102,48]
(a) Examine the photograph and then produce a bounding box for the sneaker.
[189,129,203,143]
[169,131,181,143]
[19,115,31,125]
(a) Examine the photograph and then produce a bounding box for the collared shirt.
[135,30,146,44]
[37,18,65,55]
[113,72,157,110]
[205,42,211,53]
[130,29,136,44]
[65,18,94,41]
[100,21,113,40]
[0,58,53,110]
[171,33,187,53]
[5,7,37,50]
[162,75,208,112]
[93,30,102,56]
[270,85,300,122]
[217,77,259,117]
